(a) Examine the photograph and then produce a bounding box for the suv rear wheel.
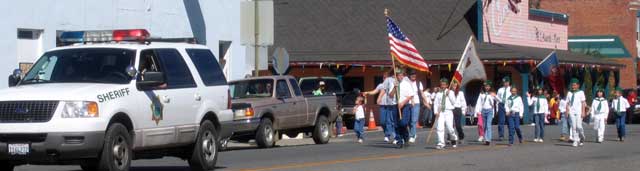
[256,118,275,148]
[189,120,219,171]
[98,123,132,171]
[313,115,330,144]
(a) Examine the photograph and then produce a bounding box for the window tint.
[289,79,302,96]
[276,80,291,98]
[155,49,197,89]
[186,49,227,86]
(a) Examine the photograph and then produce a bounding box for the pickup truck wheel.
[189,120,218,171]
[0,162,14,171]
[313,115,330,144]
[98,123,132,171]
[256,118,275,148]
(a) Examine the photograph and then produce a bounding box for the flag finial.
[384,8,389,17]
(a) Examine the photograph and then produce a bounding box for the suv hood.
[0,83,130,101]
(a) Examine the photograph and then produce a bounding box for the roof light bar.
[58,29,150,43]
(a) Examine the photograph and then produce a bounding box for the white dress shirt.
[528,96,550,115]
[497,86,512,103]
[611,96,630,113]
[559,99,567,113]
[474,92,495,114]
[454,91,467,112]
[434,89,456,113]
[589,97,609,118]
[565,90,586,114]
[409,80,424,105]
[505,95,524,117]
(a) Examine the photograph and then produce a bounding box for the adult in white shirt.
[505,87,524,145]
[451,81,467,142]
[612,87,630,142]
[527,86,550,143]
[589,88,609,143]
[423,88,434,125]
[565,78,587,147]
[496,77,512,140]
[433,78,458,149]
[474,80,496,145]
[406,70,425,143]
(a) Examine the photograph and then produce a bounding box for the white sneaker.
[392,140,398,145]
[409,137,416,143]
[357,139,363,143]
[436,144,444,150]
[384,137,390,142]
[539,139,544,143]
[478,136,484,142]
[579,142,584,146]
[572,142,578,147]
[338,134,344,137]
[452,144,457,148]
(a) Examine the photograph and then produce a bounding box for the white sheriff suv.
[0,29,233,171]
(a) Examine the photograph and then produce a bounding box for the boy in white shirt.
[566,78,587,147]
[506,87,524,146]
[433,78,458,149]
[589,88,608,143]
[612,87,630,142]
[527,86,550,143]
[353,96,366,143]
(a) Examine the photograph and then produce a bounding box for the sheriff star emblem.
[151,95,164,125]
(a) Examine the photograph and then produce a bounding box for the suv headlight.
[62,101,99,118]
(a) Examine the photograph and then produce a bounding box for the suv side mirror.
[8,69,21,87]
[137,71,165,89]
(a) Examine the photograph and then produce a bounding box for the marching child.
[612,87,630,142]
[566,78,586,147]
[434,78,459,149]
[589,88,608,143]
[353,96,366,143]
[527,86,549,143]
[474,80,496,145]
[506,87,524,146]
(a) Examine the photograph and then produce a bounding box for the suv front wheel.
[98,123,132,171]
[189,120,219,171]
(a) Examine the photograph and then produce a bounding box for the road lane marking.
[237,145,506,171]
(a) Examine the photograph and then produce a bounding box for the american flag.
[387,17,429,72]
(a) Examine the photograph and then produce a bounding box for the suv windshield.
[229,79,274,99]
[21,48,135,85]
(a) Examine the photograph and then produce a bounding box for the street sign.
[272,47,289,75]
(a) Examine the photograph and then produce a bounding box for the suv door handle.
[195,94,202,101]
[162,95,171,103]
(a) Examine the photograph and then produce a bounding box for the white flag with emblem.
[453,36,486,87]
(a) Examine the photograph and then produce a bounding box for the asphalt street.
[16,124,640,171]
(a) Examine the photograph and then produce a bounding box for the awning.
[568,35,632,58]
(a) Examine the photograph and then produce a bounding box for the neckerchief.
[570,90,577,106]
[508,95,518,108]
[594,97,605,112]
[440,89,447,112]
[535,95,544,112]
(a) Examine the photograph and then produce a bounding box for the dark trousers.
[617,112,627,138]
[626,107,633,124]
[498,103,506,138]
[396,104,412,144]
[507,113,523,144]
[453,108,465,140]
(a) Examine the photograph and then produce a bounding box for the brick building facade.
[539,0,638,88]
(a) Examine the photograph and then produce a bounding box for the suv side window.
[276,80,291,99]
[185,49,227,86]
[155,49,197,89]
[289,78,302,97]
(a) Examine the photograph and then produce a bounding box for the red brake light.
[112,29,150,42]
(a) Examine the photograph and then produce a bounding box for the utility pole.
[254,0,260,77]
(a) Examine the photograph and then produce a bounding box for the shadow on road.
[128,166,226,171]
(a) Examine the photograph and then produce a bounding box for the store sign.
[482,0,568,50]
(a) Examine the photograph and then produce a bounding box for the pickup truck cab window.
[289,78,302,97]
[276,80,291,99]
[21,48,135,85]
[229,79,273,99]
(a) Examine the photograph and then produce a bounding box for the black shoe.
[397,143,404,149]
[484,142,491,146]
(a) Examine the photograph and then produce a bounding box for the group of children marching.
[355,72,629,149]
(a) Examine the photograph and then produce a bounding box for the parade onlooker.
[612,87,630,142]
[452,81,466,143]
[423,88,434,127]
[312,81,326,96]
[353,96,366,143]
[557,92,571,141]
[589,88,608,143]
[626,90,636,124]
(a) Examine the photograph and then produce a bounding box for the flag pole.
[386,8,403,120]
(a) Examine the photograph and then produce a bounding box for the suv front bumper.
[0,131,104,165]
